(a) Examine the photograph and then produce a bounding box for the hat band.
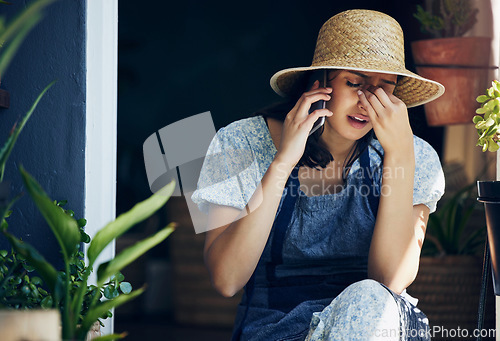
[310,58,407,74]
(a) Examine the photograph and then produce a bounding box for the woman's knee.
[307,280,401,340]
[342,279,391,299]
[335,279,398,312]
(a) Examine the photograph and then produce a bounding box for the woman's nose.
[357,99,366,112]
[364,84,379,92]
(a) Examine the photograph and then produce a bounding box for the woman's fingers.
[369,87,394,108]
[294,88,332,120]
[303,108,333,127]
[359,88,386,116]
[357,86,412,155]
[357,90,379,124]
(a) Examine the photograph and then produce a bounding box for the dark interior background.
[117,0,443,215]
[115,0,445,338]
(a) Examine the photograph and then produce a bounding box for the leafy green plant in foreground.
[1,171,175,340]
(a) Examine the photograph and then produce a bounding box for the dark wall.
[117,0,444,215]
[0,0,86,267]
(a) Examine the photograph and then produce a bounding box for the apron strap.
[267,167,300,282]
[231,166,300,341]
[360,146,380,217]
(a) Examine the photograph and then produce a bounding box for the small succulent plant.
[414,0,478,38]
[473,80,500,153]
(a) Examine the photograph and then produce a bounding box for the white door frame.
[85,0,118,335]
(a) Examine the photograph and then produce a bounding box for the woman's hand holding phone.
[273,78,333,171]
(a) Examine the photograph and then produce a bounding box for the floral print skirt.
[306,280,430,341]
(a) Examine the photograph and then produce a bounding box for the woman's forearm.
[367,150,418,294]
[204,160,294,297]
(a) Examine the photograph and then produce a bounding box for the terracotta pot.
[0,310,61,341]
[411,37,492,126]
[407,256,496,340]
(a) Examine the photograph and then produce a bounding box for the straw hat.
[270,9,445,108]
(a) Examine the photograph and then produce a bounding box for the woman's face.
[322,69,398,142]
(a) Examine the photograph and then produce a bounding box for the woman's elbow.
[368,267,417,295]
[210,273,243,298]
[206,260,244,297]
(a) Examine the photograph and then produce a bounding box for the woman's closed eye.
[346,80,362,88]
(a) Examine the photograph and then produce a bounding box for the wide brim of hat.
[270,65,445,108]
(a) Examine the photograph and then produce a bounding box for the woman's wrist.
[271,155,297,176]
[383,151,415,167]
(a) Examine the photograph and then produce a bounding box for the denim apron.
[231,148,381,341]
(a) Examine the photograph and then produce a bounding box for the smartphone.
[307,69,327,136]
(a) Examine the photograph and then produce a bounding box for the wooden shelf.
[0,89,10,109]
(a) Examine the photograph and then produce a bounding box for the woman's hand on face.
[357,86,413,156]
[274,80,333,169]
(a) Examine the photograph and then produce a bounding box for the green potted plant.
[1,167,175,341]
[0,199,142,340]
[411,0,492,126]
[474,80,500,296]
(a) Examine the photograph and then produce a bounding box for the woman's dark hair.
[252,99,377,182]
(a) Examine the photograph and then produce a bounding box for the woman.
[192,9,445,341]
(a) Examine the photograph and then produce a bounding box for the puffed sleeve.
[190,120,261,214]
[413,136,445,213]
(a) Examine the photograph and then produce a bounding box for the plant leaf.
[0,13,41,79]
[87,181,175,267]
[0,0,55,74]
[472,115,484,124]
[488,140,499,152]
[119,282,132,294]
[2,231,58,292]
[485,117,495,127]
[475,107,488,114]
[0,82,55,181]
[103,286,119,299]
[19,166,80,262]
[477,95,490,103]
[96,224,175,286]
[78,288,144,339]
[0,193,21,232]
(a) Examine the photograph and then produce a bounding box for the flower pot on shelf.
[411,37,493,126]
[477,180,500,295]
